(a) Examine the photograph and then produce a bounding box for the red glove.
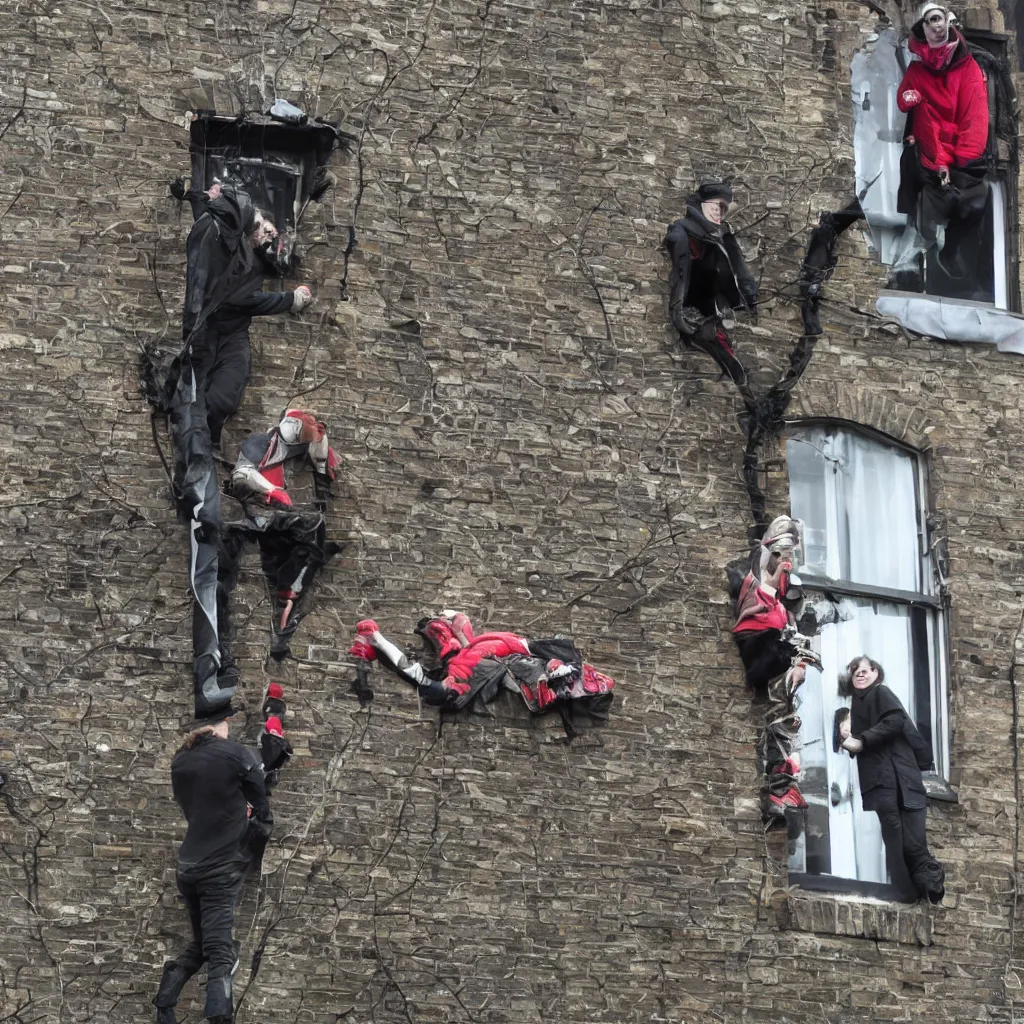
[326,447,341,481]
[348,638,377,662]
[267,488,293,507]
[356,619,380,636]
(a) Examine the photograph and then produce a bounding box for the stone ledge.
[775,889,934,945]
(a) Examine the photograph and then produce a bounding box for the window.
[785,424,949,893]
[189,112,340,241]
[852,25,1018,309]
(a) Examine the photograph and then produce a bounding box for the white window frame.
[785,422,951,893]
[852,26,1012,311]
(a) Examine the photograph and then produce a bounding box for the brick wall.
[1,1,1023,1021]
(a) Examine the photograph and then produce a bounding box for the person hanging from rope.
[664,180,758,387]
[728,515,821,822]
[896,3,989,274]
[152,701,272,1024]
[165,182,314,716]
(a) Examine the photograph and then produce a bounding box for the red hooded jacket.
[897,30,988,171]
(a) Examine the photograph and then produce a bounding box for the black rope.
[739,199,864,534]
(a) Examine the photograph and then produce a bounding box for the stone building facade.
[2,0,1024,1021]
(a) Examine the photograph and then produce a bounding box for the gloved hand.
[546,659,574,681]
[266,488,292,507]
[292,285,313,312]
[356,619,380,637]
[348,638,377,662]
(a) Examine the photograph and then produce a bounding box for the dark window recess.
[189,110,350,242]
[997,0,1024,70]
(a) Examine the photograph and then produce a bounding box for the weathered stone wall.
[2,0,1024,1021]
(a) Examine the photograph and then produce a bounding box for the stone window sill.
[875,291,1024,355]
[775,886,935,945]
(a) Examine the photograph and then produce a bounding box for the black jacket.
[665,199,758,334]
[171,732,270,873]
[850,683,931,812]
[182,189,295,349]
[182,189,261,342]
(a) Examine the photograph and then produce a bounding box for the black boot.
[153,960,195,1023]
[204,974,233,1021]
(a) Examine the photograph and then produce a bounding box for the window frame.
[783,419,953,898]
[852,25,1020,311]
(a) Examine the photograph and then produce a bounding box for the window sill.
[875,291,1024,354]
[923,771,958,802]
[776,882,935,945]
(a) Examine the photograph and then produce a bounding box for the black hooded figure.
[168,186,308,718]
[664,181,759,386]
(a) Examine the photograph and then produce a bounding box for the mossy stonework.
[2,0,1024,1021]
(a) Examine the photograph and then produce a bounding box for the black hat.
[191,701,245,727]
[697,180,734,204]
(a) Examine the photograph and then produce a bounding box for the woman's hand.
[842,736,864,754]
[902,89,922,106]
[839,716,851,740]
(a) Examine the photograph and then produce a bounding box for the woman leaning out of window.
[838,656,946,904]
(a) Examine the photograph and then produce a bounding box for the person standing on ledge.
[153,703,271,1024]
[838,655,945,904]
[896,3,989,269]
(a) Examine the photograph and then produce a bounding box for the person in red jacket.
[896,3,990,265]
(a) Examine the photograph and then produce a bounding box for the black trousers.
[875,794,944,902]
[192,327,251,447]
[154,865,244,1019]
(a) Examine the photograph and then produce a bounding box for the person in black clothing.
[153,703,271,1024]
[664,180,759,386]
[169,183,312,717]
[838,656,945,904]
[178,182,313,453]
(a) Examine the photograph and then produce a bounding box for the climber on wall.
[728,516,821,821]
[896,3,989,270]
[664,180,759,387]
[349,611,616,733]
[167,182,314,717]
[220,409,344,666]
[153,702,271,1024]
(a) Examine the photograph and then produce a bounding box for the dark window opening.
[189,112,343,241]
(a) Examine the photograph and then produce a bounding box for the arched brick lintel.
[786,389,935,453]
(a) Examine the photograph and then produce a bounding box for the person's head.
[696,180,734,226]
[251,209,278,248]
[838,655,885,696]
[915,3,954,46]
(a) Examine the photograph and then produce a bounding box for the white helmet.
[914,3,956,31]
